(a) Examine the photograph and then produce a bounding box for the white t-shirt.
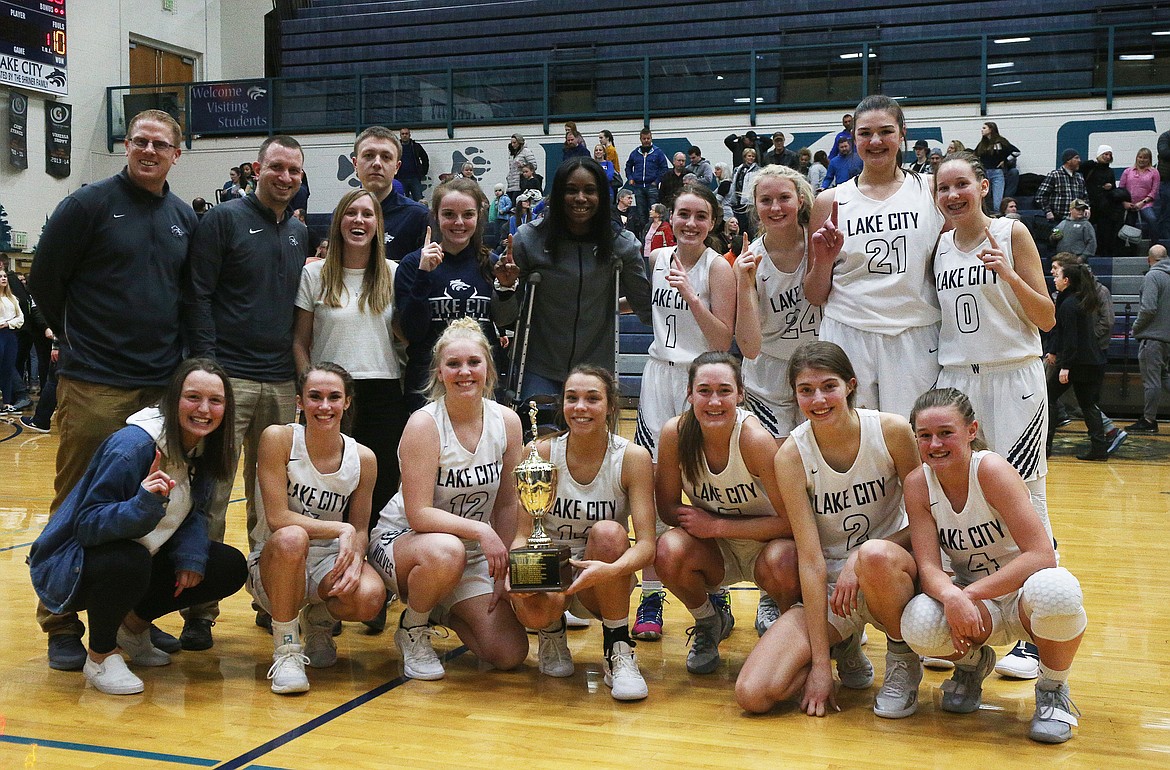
[295,260,401,380]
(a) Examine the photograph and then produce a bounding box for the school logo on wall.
[451,147,490,179]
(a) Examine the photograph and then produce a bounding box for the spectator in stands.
[509,189,540,235]
[626,129,670,215]
[687,146,715,188]
[598,129,620,167]
[947,139,966,155]
[488,183,512,248]
[1045,262,1108,460]
[222,167,243,200]
[1127,244,1170,433]
[1081,145,1123,255]
[828,114,853,159]
[0,270,23,413]
[769,132,801,170]
[192,197,211,220]
[612,187,645,239]
[506,134,538,202]
[821,137,861,191]
[504,157,653,400]
[398,128,430,202]
[730,147,761,238]
[460,162,477,180]
[518,161,544,197]
[351,127,429,262]
[238,162,255,195]
[1035,149,1087,224]
[643,203,675,258]
[797,148,812,178]
[808,150,829,192]
[563,129,591,163]
[29,109,198,670]
[1120,147,1159,238]
[928,148,943,175]
[906,139,931,173]
[1,254,36,411]
[1000,197,1020,219]
[714,162,735,222]
[593,144,621,193]
[184,135,310,647]
[659,153,689,211]
[763,131,800,170]
[1049,252,1126,454]
[1051,200,1096,259]
[290,169,310,217]
[973,121,1019,213]
[724,130,760,168]
[715,215,741,261]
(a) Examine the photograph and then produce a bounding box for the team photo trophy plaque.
[509,401,572,591]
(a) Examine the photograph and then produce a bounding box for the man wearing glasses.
[29,109,198,672]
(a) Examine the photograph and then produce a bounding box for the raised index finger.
[424,226,432,243]
[741,232,751,254]
[984,225,1000,252]
[831,198,839,227]
[149,448,162,475]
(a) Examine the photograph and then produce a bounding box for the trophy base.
[509,544,573,592]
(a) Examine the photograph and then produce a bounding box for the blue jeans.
[632,185,659,218]
[986,168,1005,213]
[0,328,17,406]
[402,177,424,202]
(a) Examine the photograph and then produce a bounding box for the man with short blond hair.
[29,109,197,670]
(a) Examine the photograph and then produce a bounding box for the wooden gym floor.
[1,412,1167,769]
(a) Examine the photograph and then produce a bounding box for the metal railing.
[107,21,1170,149]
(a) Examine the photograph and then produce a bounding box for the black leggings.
[69,540,247,654]
[1046,365,1107,453]
[352,378,408,521]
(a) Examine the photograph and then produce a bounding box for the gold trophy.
[509,401,572,592]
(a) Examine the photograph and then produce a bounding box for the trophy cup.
[509,401,572,592]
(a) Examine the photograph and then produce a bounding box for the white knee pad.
[1023,567,1086,642]
[900,594,955,657]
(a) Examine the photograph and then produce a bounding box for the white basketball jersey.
[253,423,362,549]
[683,409,777,518]
[546,433,630,547]
[827,175,945,333]
[648,246,721,363]
[743,233,822,379]
[790,409,906,570]
[376,397,508,550]
[923,450,1051,585]
[935,216,1042,367]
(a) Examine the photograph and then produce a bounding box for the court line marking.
[215,646,469,770]
[0,734,222,766]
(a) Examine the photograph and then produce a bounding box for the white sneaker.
[923,656,956,671]
[995,640,1040,679]
[268,643,310,694]
[395,617,446,680]
[300,603,338,669]
[84,653,144,695]
[116,625,171,667]
[873,650,923,719]
[564,610,590,629]
[754,594,779,637]
[604,641,648,701]
[537,624,574,677]
[831,633,874,689]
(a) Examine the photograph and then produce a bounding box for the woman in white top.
[654,352,793,677]
[734,164,822,441]
[252,363,384,694]
[0,270,24,412]
[901,388,1086,744]
[509,365,656,700]
[294,188,405,516]
[933,151,1054,518]
[805,95,947,418]
[735,342,920,718]
[368,318,528,680]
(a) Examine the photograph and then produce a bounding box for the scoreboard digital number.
[1,0,68,96]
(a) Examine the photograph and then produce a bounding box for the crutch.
[506,270,541,407]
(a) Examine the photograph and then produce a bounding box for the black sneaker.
[47,634,87,671]
[1076,449,1108,461]
[256,609,273,633]
[150,623,182,653]
[1125,418,1159,434]
[180,618,215,651]
[19,416,49,433]
[362,604,388,634]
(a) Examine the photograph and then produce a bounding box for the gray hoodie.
[1133,258,1170,342]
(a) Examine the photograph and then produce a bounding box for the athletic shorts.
[716,537,766,586]
[743,353,802,439]
[634,358,689,462]
[367,526,493,625]
[938,356,1048,482]
[820,316,940,419]
[247,541,339,612]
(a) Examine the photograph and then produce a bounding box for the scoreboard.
[1,0,68,96]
